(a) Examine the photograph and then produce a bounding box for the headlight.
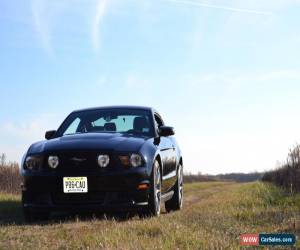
[48,156,59,169]
[97,154,110,168]
[25,156,41,170]
[130,154,142,167]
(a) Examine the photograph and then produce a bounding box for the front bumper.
[22,168,150,213]
[23,196,149,213]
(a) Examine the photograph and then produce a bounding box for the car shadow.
[0,199,148,226]
[0,199,24,225]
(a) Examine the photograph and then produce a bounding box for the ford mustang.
[21,106,183,221]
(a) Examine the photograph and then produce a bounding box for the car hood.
[27,133,148,154]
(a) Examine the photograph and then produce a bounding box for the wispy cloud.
[186,69,300,90]
[31,0,110,55]
[165,0,273,15]
[92,0,109,52]
[31,0,54,55]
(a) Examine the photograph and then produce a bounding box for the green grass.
[0,182,299,249]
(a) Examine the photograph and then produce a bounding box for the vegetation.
[214,172,263,182]
[182,173,216,183]
[184,172,263,183]
[0,181,299,249]
[0,153,21,194]
[263,143,300,193]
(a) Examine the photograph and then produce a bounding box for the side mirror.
[45,130,56,140]
[159,126,175,137]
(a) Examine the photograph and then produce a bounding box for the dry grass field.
[0,181,299,249]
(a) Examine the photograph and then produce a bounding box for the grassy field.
[0,182,299,249]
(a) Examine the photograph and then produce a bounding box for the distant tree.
[287,144,300,169]
[0,153,6,167]
[263,143,300,193]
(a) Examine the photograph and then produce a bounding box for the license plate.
[63,177,88,193]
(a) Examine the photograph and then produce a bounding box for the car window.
[63,117,81,135]
[58,109,154,137]
[92,115,142,132]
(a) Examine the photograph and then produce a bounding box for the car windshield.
[57,108,154,137]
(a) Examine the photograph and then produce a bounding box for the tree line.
[262,143,300,193]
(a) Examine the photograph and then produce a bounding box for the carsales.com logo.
[240,234,296,246]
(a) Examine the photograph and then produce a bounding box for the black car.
[21,106,183,221]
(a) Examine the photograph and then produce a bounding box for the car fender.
[139,138,163,177]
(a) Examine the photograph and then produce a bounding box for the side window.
[64,118,81,135]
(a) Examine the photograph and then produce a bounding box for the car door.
[154,113,177,193]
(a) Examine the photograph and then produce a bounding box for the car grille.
[44,151,117,172]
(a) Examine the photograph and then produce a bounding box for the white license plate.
[63,177,88,193]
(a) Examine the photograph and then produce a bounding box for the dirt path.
[183,181,237,207]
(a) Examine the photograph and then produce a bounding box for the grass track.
[0,182,299,249]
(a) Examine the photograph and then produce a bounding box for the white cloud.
[234,0,300,10]
[31,0,53,55]
[92,0,109,52]
[164,0,273,15]
[31,0,110,55]
[187,69,300,88]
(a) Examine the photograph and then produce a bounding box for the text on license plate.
[63,177,88,193]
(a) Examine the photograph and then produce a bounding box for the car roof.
[73,105,156,113]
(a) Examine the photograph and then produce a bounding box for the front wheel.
[141,160,161,217]
[165,164,183,212]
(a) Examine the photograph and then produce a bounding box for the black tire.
[23,207,32,223]
[141,160,161,217]
[23,207,49,223]
[165,164,183,212]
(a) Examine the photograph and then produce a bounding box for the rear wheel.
[165,164,183,212]
[140,160,161,217]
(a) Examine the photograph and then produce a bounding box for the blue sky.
[0,0,300,174]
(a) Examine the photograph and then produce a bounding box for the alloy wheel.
[155,162,161,215]
[178,165,183,208]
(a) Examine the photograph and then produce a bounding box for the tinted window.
[57,109,154,137]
